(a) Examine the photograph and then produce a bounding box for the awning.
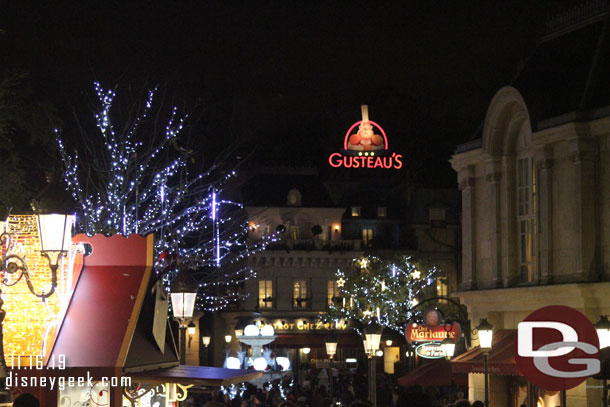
[271,333,364,348]
[451,330,519,376]
[126,365,262,386]
[398,359,467,387]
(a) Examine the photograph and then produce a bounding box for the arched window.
[517,130,537,283]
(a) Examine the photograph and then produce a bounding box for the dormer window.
[377,207,387,217]
[351,206,361,217]
[287,188,302,206]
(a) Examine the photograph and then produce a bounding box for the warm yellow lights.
[3,215,71,365]
[337,277,346,288]
[411,270,421,279]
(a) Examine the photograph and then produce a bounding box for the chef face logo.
[328,105,403,169]
[515,305,600,390]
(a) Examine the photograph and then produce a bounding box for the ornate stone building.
[451,3,610,406]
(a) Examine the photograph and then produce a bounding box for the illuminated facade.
[2,215,72,363]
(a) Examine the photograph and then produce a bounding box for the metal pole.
[603,379,608,407]
[179,325,187,365]
[484,352,489,407]
[329,358,334,400]
[369,355,377,407]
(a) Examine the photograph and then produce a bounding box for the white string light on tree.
[58,83,280,311]
[322,255,442,334]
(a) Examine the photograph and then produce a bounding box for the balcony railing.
[266,239,362,251]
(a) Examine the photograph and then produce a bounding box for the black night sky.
[1,1,576,190]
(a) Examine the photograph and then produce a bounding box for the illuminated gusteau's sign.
[328,105,403,169]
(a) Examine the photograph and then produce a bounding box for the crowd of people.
[187,368,481,407]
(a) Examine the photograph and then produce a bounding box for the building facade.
[201,166,461,378]
[450,4,610,406]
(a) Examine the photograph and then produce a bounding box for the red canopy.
[451,330,520,376]
[398,359,467,387]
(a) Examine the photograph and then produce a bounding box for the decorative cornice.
[458,177,475,191]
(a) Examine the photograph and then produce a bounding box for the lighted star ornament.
[323,255,442,334]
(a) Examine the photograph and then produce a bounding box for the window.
[293,280,308,308]
[362,227,374,244]
[259,280,273,308]
[436,277,448,301]
[377,207,387,217]
[351,206,361,217]
[429,208,446,223]
[517,157,537,282]
[327,280,339,306]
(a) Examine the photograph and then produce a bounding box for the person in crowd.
[13,393,40,407]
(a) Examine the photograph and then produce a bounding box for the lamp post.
[441,336,456,360]
[364,318,383,407]
[0,182,74,406]
[201,329,211,366]
[595,315,610,407]
[325,333,338,399]
[170,273,197,365]
[477,319,493,407]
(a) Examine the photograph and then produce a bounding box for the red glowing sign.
[328,105,402,169]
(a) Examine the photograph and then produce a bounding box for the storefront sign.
[405,322,461,344]
[415,342,445,359]
[259,319,348,333]
[328,105,403,169]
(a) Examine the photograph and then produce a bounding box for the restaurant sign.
[328,105,403,169]
[405,322,462,344]
[415,342,445,359]
[260,319,348,333]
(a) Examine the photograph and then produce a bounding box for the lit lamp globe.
[225,335,232,344]
[187,321,196,336]
[253,357,268,371]
[226,357,241,370]
[477,319,494,350]
[364,318,383,356]
[30,173,76,261]
[244,324,260,337]
[325,333,338,359]
[595,315,610,349]
[170,272,197,324]
[441,337,456,360]
[276,356,291,371]
[201,329,211,347]
[302,347,311,355]
[260,324,275,337]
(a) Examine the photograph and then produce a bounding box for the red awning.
[398,359,467,387]
[451,330,520,376]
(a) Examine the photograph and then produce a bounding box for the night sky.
[1,1,574,187]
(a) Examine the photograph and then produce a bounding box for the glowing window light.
[3,215,72,365]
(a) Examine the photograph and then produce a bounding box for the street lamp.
[170,273,198,365]
[225,334,232,344]
[187,321,196,348]
[325,333,338,399]
[477,319,494,407]
[0,179,75,406]
[234,321,245,338]
[441,336,456,360]
[595,315,610,349]
[364,318,383,407]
